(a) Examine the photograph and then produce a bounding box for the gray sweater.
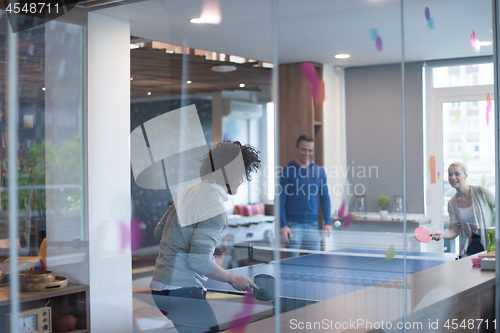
[151,182,227,289]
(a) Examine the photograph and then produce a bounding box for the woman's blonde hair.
[449,161,467,175]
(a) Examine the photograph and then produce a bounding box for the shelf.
[0,284,89,332]
[0,284,88,306]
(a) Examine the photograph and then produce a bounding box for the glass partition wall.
[1,11,88,333]
[2,0,499,332]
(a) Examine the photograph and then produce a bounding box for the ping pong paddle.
[252,274,275,301]
[414,227,433,243]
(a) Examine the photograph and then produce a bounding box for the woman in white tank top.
[432,162,495,255]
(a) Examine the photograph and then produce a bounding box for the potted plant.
[377,195,389,220]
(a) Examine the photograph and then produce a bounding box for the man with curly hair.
[150,141,261,333]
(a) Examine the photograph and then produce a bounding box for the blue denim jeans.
[286,221,321,257]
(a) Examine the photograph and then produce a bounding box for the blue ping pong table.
[203,248,457,309]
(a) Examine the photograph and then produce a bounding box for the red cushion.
[235,203,265,216]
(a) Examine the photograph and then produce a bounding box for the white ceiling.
[95,0,494,67]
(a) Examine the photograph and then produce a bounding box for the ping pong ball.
[334,220,341,227]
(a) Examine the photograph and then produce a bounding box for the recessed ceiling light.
[186,80,192,84]
[130,78,133,81]
[41,87,45,91]
[190,12,221,25]
[335,54,350,59]
[239,83,245,88]
[478,41,492,46]
[147,92,152,95]
[211,65,237,73]
[190,18,206,24]
[130,44,140,49]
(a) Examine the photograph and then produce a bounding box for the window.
[426,62,495,225]
[442,99,495,214]
[432,63,494,88]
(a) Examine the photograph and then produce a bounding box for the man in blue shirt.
[280,135,332,256]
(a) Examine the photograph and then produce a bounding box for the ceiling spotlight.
[190,18,206,24]
[211,65,237,73]
[186,80,192,84]
[478,41,493,46]
[190,13,221,25]
[41,87,46,91]
[147,92,152,95]
[239,83,245,88]
[130,78,133,81]
[335,54,350,59]
[130,44,140,49]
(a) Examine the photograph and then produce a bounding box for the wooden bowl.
[19,270,55,284]
[21,276,68,291]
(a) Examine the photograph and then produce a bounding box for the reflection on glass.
[0,11,88,331]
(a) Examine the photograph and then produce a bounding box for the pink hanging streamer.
[229,290,255,332]
[343,211,353,229]
[375,36,383,52]
[486,102,491,126]
[338,200,346,218]
[300,62,319,103]
[471,30,477,49]
[120,219,143,253]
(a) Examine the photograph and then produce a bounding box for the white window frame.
[424,63,494,252]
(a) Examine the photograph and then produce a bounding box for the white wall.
[323,64,347,214]
[88,13,132,332]
[344,63,424,213]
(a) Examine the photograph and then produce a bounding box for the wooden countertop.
[245,253,495,332]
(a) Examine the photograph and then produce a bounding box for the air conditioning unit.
[222,100,263,119]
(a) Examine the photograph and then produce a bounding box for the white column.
[323,64,347,251]
[323,65,347,213]
[88,13,132,332]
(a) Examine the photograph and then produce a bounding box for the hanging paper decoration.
[198,0,222,25]
[338,200,346,218]
[369,28,379,41]
[455,109,461,126]
[471,30,481,54]
[375,36,383,52]
[229,290,254,332]
[369,28,383,52]
[481,175,486,188]
[343,211,353,229]
[429,156,436,184]
[437,171,440,180]
[300,62,320,104]
[424,7,435,29]
[386,244,395,262]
